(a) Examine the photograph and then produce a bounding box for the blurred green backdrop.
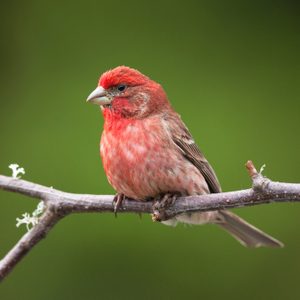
[0,0,299,299]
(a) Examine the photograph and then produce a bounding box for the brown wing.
[165,113,222,194]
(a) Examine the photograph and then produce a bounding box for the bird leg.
[152,193,178,222]
[113,193,126,217]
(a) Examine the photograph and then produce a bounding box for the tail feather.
[163,210,283,248]
[217,210,283,248]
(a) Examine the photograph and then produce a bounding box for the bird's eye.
[117,84,127,92]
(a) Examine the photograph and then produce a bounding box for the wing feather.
[164,113,221,193]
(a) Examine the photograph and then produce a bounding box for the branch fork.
[246,160,271,192]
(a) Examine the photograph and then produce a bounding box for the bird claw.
[113,193,125,217]
[152,193,178,222]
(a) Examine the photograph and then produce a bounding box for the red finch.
[87,66,282,248]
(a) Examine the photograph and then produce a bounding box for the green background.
[0,0,299,299]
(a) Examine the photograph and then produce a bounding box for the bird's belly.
[100,125,208,200]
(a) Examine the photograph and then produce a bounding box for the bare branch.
[0,161,299,281]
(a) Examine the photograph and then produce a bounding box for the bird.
[86,66,283,248]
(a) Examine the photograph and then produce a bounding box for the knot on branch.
[246,160,271,192]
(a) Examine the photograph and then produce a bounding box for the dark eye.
[117,84,127,92]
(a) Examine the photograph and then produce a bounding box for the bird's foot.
[113,193,126,217]
[152,193,178,222]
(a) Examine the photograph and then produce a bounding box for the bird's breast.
[100,116,208,200]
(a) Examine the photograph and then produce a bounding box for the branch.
[0,161,299,281]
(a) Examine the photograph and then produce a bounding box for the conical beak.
[86,86,111,105]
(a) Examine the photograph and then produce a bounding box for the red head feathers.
[87,66,171,119]
[99,66,149,89]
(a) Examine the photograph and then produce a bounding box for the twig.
[0,160,299,281]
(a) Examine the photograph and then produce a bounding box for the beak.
[86,86,111,105]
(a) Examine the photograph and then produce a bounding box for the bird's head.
[87,66,170,118]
